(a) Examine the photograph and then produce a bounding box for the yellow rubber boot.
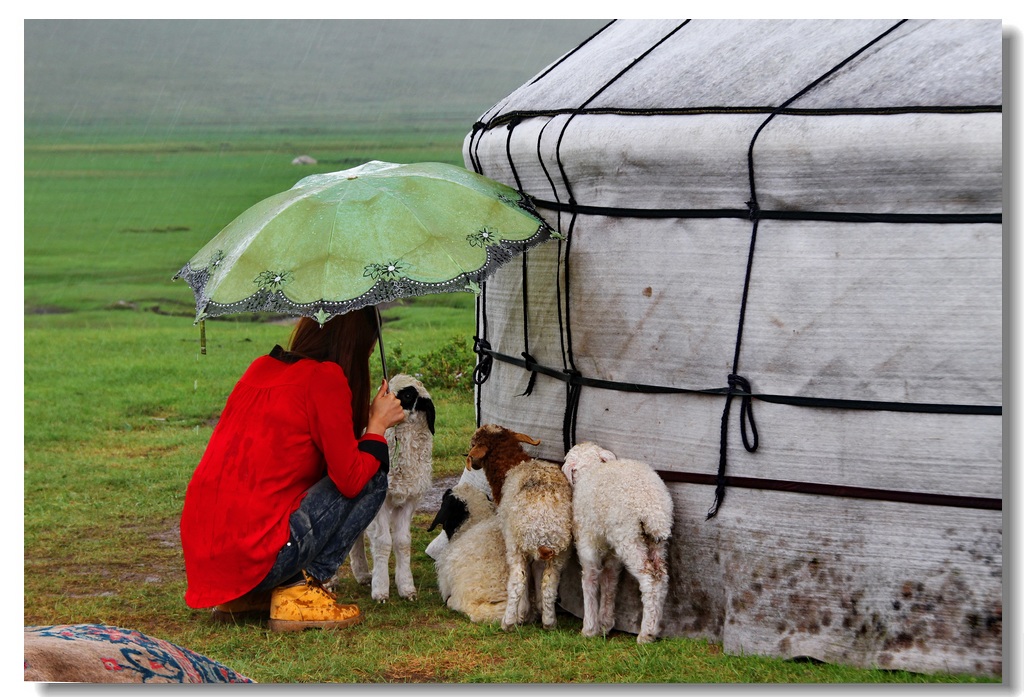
[268,572,362,632]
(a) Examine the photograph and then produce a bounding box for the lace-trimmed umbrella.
[174,160,559,379]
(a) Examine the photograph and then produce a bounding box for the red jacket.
[180,353,386,608]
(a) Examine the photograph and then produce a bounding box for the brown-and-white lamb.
[466,424,573,630]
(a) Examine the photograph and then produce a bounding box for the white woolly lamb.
[427,482,509,623]
[349,374,434,602]
[466,424,574,631]
[561,442,674,644]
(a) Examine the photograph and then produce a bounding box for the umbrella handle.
[375,311,389,391]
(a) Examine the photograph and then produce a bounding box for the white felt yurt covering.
[463,20,1001,676]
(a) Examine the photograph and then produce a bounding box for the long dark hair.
[285,306,379,437]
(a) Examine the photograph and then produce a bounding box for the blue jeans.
[252,469,388,591]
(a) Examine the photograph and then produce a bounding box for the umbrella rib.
[365,184,470,278]
[322,181,365,300]
[404,238,475,281]
[199,188,312,299]
[358,179,521,281]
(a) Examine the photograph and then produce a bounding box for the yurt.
[463,19,1002,676]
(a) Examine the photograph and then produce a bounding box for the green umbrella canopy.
[174,160,560,326]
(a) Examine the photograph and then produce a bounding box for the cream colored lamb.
[349,374,434,602]
[467,424,573,630]
[427,482,509,623]
[561,442,674,644]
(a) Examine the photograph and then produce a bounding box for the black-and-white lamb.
[427,482,509,623]
[348,373,434,602]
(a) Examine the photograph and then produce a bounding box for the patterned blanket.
[24,624,255,683]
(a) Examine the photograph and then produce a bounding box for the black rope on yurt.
[526,202,1002,226]
[528,104,578,448]
[466,120,486,179]
[471,293,492,430]
[483,103,1002,130]
[527,20,617,87]
[468,23,623,407]
[467,121,492,428]
[551,20,693,452]
[518,252,539,397]
[707,18,911,521]
[469,334,1001,512]
[471,293,492,429]
[534,116,570,374]
[559,212,581,451]
[471,105,575,412]
[659,471,1001,512]
[502,118,540,397]
[504,116,526,192]
[472,342,1001,413]
[467,89,574,420]
[527,115,579,450]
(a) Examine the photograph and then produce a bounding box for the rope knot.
[707,373,760,521]
[728,373,759,453]
[745,199,760,221]
[562,368,583,385]
[727,373,750,393]
[519,352,538,396]
[472,337,494,386]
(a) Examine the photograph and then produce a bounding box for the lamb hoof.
[542,621,557,630]
[371,592,389,604]
[352,574,371,586]
[581,627,600,638]
[398,590,417,601]
[637,633,657,645]
[500,620,515,632]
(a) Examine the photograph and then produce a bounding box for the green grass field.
[22,127,996,684]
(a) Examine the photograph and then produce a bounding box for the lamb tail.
[640,520,670,545]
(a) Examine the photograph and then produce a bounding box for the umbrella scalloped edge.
[174,224,558,325]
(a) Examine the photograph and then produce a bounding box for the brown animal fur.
[465,424,539,505]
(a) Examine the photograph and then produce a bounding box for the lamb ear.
[599,448,616,462]
[466,444,488,470]
[418,398,436,435]
[427,489,454,531]
[513,431,541,446]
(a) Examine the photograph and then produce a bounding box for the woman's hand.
[365,380,406,437]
